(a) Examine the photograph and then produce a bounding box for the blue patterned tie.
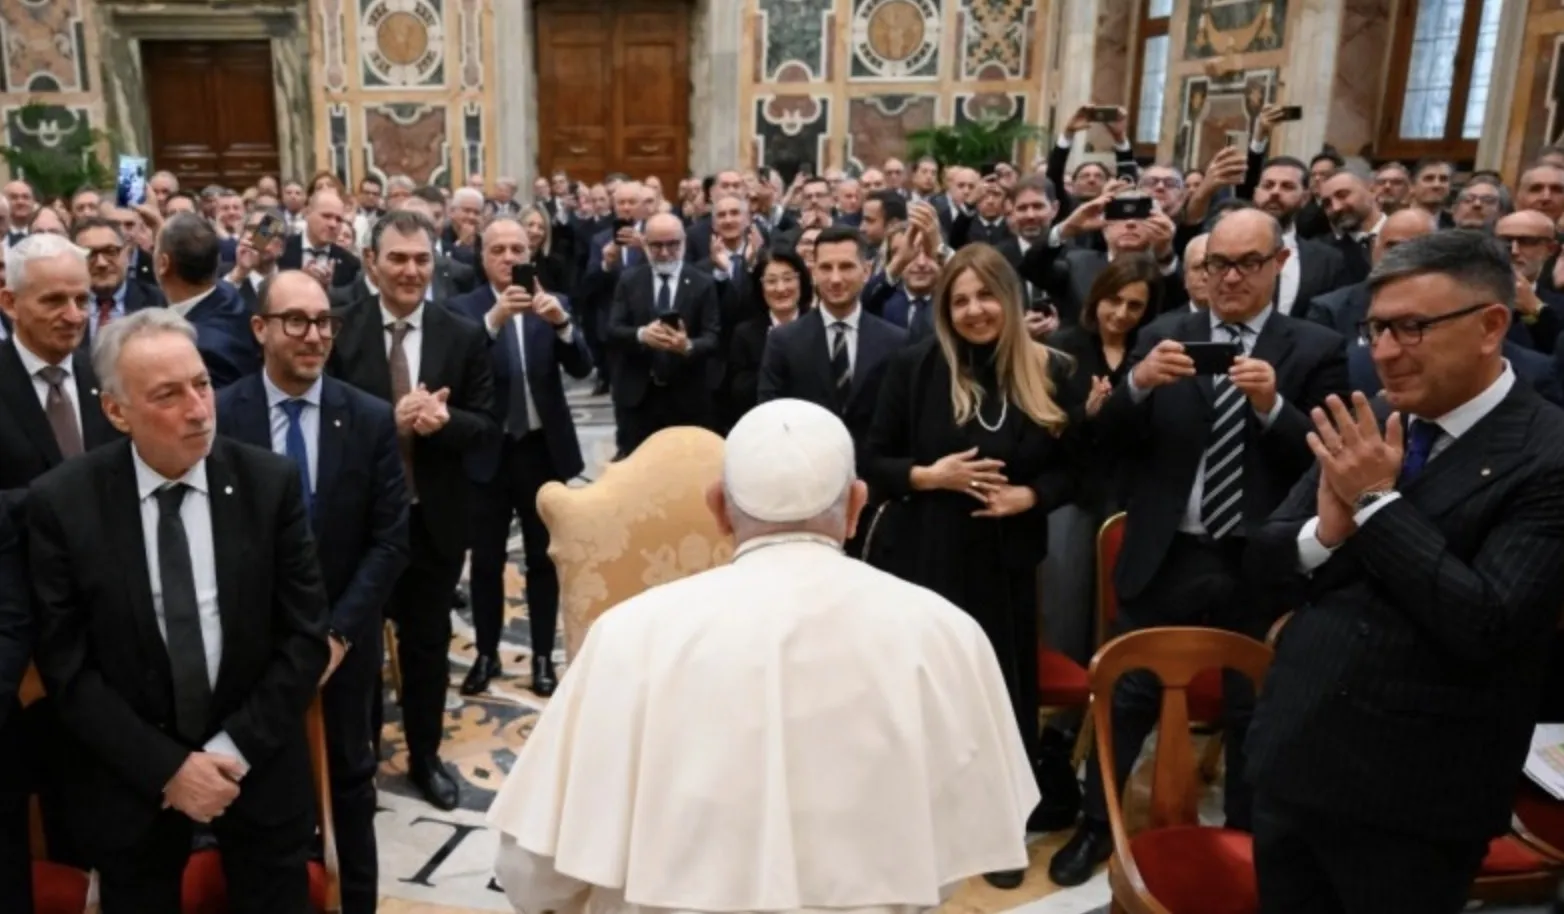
[1400,418,1441,484]
[279,399,313,515]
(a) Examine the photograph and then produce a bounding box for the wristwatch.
[1353,488,1396,513]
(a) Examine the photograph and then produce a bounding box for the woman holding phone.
[521,204,575,297]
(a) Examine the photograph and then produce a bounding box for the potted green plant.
[0,101,116,202]
[905,116,1042,171]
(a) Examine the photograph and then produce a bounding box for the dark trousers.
[617,385,711,456]
[471,432,560,661]
[322,621,383,914]
[1081,533,1259,830]
[386,508,465,762]
[98,802,313,914]
[1253,791,1488,914]
[0,709,29,913]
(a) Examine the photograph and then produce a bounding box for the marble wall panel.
[3,100,89,150]
[1507,3,1564,179]
[754,92,832,175]
[0,0,87,92]
[363,102,449,185]
[959,0,1033,80]
[358,0,446,89]
[1324,0,1388,158]
[1090,0,1131,109]
[757,0,835,81]
[1172,68,1276,169]
[1183,0,1286,60]
[850,0,943,81]
[845,93,937,170]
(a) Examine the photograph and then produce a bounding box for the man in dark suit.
[1318,170,1387,286]
[1250,157,1351,316]
[1246,230,1564,913]
[1021,194,1186,326]
[581,181,651,395]
[29,307,330,913]
[875,224,939,342]
[0,490,31,911]
[154,214,260,389]
[72,217,166,345]
[683,171,746,266]
[327,208,497,811]
[277,188,362,289]
[329,197,477,311]
[450,217,592,698]
[1050,209,1348,886]
[606,212,721,455]
[217,271,410,914]
[223,209,289,313]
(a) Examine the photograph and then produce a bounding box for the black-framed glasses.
[645,240,682,253]
[1356,302,1493,347]
[263,312,342,340]
[1203,250,1281,278]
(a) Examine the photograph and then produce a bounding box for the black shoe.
[591,379,610,397]
[982,869,1025,890]
[1048,819,1112,887]
[531,654,558,697]
[1028,733,1083,832]
[460,653,502,696]
[451,587,469,610]
[409,755,460,811]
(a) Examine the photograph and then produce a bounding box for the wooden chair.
[1092,627,1272,914]
[537,426,730,660]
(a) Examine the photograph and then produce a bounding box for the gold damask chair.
[538,426,733,661]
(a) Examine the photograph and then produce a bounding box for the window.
[1128,0,1172,159]
[1381,0,1502,161]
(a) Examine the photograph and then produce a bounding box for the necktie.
[908,298,927,329]
[96,296,114,330]
[1400,418,1441,484]
[387,320,417,499]
[154,484,212,743]
[36,366,83,458]
[1200,323,1248,539]
[830,320,852,408]
[656,274,672,313]
[279,399,313,515]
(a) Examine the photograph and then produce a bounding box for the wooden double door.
[141,40,281,190]
[535,0,691,192]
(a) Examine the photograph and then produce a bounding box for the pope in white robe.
[487,398,1039,914]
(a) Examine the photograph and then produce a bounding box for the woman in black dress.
[521,204,575,298]
[865,243,1082,886]
[726,246,813,420]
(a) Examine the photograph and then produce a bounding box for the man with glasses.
[70,216,165,345]
[217,270,408,914]
[1051,208,1347,886]
[1247,230,1564,914]
[1451,176,1509,232]
[1495,209,1563,354]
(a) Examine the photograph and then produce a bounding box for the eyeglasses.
[1356,302,1492,347]
[645,240,682,253]
[1498,234,1553,249]
[1459,194,1501,207]
[1140,176,1183,189]
[263,312,343,340]
[1203,250,1280,278]
[83,244,125,261]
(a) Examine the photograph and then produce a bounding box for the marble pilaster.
[1476,0,1527,172]
[693,0,743,174]
[1282,0,1344,160]
[1055,0,1113,168]
[494,0,535,186]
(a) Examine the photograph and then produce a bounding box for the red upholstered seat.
[1516,780,1564,852]
[1189,668,1225,722]
[1128,825,1258,914]
[1038,647,1090,706]
[1480,835,1551,874]
[32,860,90,914]
[181,849,330,913]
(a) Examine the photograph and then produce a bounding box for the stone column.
[494,0,535,188]
[692,0,742,174]
[1054,0,1104,168]
[1476,0,1528,171]
[1283,0,1346,161]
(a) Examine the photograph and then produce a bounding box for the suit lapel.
[72,349,116,449]
[1250,314,1296,382]
[341,302,392,400]
[0,343,63,465]
[802,309,834,394]
[102,443,171,683]
[314,380,347,533]
[419,302,449,387]
[203,442,245,701]
[1398,388,1535,519]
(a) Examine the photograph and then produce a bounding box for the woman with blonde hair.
[865,243,1083,881]
[519,203,574,296]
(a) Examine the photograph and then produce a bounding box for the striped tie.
[830,321,851,409]
[1200,324,1248,539]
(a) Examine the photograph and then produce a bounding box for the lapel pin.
[333,419,342,428]
[224,485,233,495]
[1480,467,1491,477]
[90,388,99,396]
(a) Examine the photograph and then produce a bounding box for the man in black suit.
[683,171,746,266]
[29,307,329,913]
[278,188,362,289]
[450,217,592,698]
[1251,157,1351,316]
[224,209,289,313]
[1050,209,1348,886]
[327,208,497,811]
[606,212,721,455]
[0,490,31,912]
[155,214,261,389]
[72,217,166,343]
[1021,193,1185,326]
[1246,230,1564,913]
[1318,170,1387,286]
[329,196,476,311]
[217,271,410,914]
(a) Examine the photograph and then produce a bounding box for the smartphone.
[511,262,537,291]
[1278,105,1304,122]
[612,217,635,236]
[116,155,148,207]
[1185,341,1243,375]
[1105,195,1154,221]
[1089,106,1120,123]
[248,212,285,246]
[656,311,684,329]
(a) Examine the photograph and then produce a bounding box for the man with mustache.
[1251,157,1352,316]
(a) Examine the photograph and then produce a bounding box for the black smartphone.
[1089,106,1120,123]
[1278,105,1304,122]
[1185,341,1243,375]
[613,217,635,236]
[1105,195,1154,221]
[511,262,537,290]
[656,311,684,329]
[249,212,285,246]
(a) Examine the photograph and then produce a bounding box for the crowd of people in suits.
[0,95,1563,913]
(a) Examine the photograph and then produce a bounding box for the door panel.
[536,1,689,190]
[142,40,280,190]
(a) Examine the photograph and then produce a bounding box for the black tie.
[1200,324,1249,540]
[656,274,672,313]
[155,484,212,743]
[830,321,852,409]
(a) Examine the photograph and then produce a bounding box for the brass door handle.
[238,162,260,170]
[568,144,587,154]
[638,142,659,154]
[176,163,197,171]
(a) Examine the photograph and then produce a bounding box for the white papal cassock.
[486,534,1039,914]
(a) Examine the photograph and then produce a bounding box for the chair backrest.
[306,695,341,913]
[1095,512,1126,646]
[1090,627,1272,832]
[537,425,731,660]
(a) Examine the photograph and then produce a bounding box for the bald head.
[1207,210,1286,322]
[1211,207,1283,251]
[1496,209,1561,282]
[644,212,686,267]
[259,269,328,315]
[1498,209,1556,238]
[1373,207,1439,266]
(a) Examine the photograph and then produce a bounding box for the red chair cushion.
[181,848,329,913]
[1516,780,1564,852]
[1038,647,1090,706]
[1189,669,1225,722]
[1128,825,1257,914]
[1480,835,1550,874]
[32,860,90,914]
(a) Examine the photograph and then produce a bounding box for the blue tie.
[279,399,313,514]
[1400,418,1441,484]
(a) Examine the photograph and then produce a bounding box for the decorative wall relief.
[958,0,1032,80]
[328,102,351,182]
[1172,68,1275,169]
[363,102,449,185]
[851,0,943,80]
[846,94,937,170]
[319,0,349,92]
[461,99,483,178]
[359,0,446,89]
[0,0,87,93]
[756,0,835,81]
[1183,0,1286,61]
[3,100,89,150]
[753,93,832,172]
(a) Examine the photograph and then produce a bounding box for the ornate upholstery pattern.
[538,427,733,661]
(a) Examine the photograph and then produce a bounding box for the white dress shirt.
[820,303,863,374]
[485,286,576,435]
[168,290,209,319]
[1277,228,1302,316]
[262,372,321,496]
[380,300,424,386]
[1297,363,1516,571]
[132,446,248,770]
[13,336,82,434]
